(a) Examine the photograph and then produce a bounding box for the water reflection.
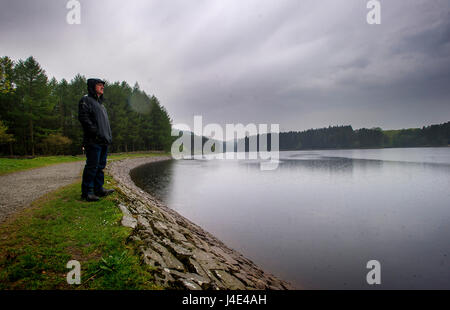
[130,160,175,201]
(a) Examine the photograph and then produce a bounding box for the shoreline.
[107,156,295,290]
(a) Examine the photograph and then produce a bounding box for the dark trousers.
[81,143,108,196]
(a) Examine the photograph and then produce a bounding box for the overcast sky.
[1,0,449,132]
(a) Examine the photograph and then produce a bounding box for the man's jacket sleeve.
[78,98,98,135]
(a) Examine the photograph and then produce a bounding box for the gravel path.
[0,161,85,224]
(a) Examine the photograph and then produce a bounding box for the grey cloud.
[1,0,449,131]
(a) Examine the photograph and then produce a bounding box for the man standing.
[78,78,115,201]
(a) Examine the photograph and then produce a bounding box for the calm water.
[131,148,450,289]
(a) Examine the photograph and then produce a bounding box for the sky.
[1,0,449,132]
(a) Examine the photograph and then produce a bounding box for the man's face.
[95,83,104,96]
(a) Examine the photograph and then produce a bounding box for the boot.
[81,193,100,202]
[95,188,115,197]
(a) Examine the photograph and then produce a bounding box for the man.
[78,78,115,201]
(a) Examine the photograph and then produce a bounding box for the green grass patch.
[0,152,169,175]
[0,176,162,290]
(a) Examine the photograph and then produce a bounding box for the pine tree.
[13,56,55,155]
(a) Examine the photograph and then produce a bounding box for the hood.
[87,78,105,101]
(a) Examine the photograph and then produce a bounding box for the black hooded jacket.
[78,78,112,146]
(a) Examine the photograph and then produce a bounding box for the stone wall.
[107,156,294,290]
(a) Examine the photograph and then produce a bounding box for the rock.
[213,270,246,290]
[156,268,175,286]
[142,247,166,268]
[168,228,188,242]
[119,203,137,228]
[167,270,211,287]
[185,234,211,252]
[178,279,202,290]
[137,215,151,228]
[121,216,137,229]
[247,275,267,290]
[210,246,239,265]
[150,241,185,271]
[138,228,156,239]
[208,273,227,290]
[163,253,185,271]
[188,258,209,279]
[119,203,131,216]
[135,202,153,215]
[152,221,169,237]
[191,249,229,271]
[161,238,192,258]
[233,272,255,287]
[128,235,141,242]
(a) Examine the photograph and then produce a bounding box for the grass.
[0,175,163,290]
[0,152,169,175]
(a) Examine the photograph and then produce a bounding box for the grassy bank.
[0,152,168,175]
[0,175,162,290]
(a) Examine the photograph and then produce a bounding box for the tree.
[0,120,15,144]
[0,56,15,95]
[40,133,72,155]
[13,56,55,155]
[104,81,132,152]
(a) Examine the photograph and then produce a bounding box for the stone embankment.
[107,156,294,290]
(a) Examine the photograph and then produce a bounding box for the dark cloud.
[1,0,449,131]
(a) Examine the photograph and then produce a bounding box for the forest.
[181,121,450,154]
[277,123,450,150]
[0,55,173,156]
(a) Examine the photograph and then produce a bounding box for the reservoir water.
[131,147,450,289]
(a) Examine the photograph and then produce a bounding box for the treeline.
[178,122,450,154]
[279,123,450,150]
[0,56,173,156]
